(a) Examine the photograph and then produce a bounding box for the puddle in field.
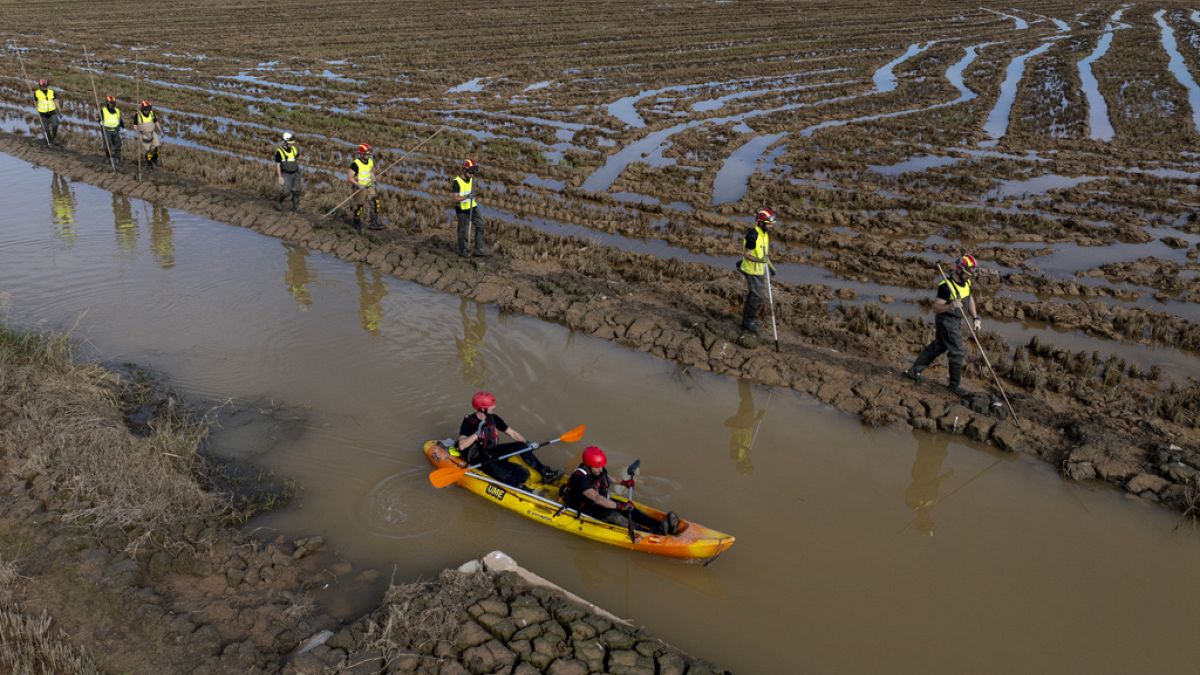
[1078,7,1129,141]
[985,174,1100,200]
[711,133,787,206]
[1155,9,1200,134]
[447,77,487,93]
[983,41,1054,139]
[981,7,1030,30]
[870,154,964,176]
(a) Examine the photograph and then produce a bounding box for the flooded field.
[3,143,1200,675]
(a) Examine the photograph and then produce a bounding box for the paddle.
[429,424,585,488]
[622,459,641,543]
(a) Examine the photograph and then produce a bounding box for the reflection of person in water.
[50,173,76,243]
[356,263,386,335]
[723,379,764,475]
[904,430,954,536]
[283,243,313,308]
[148,204,174,268]
[456,298,489,386]
[112,193,137,254]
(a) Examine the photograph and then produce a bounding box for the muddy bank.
[0,324,726,673]
[1,134,1197,521]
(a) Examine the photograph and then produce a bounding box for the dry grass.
[0,555,98,675]
[362,569,497,660]
[0,324,230,555]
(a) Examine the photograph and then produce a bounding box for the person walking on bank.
[450,158,488,257]
[135,100,163,170]
[274,131,302,212]
[34,78,61,145]
[738,207,777,334]
[903,255,982,397]
[347,143,381,230]
[100,95,124,163]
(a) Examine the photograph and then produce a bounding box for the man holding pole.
[451,158,488,257]
[34,78,61,145]
[347,143,381,230]
[100,95,124,163]
[738,207,777,335]
[903,255,982,397]
[135,100,163,170]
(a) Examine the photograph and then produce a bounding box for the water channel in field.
[1,151,1198,674]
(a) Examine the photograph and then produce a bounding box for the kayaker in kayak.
[562,446,679,535]
[457,391,563,487]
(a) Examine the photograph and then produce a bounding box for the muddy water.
[2,152,1200,674]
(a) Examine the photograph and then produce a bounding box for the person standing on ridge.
[450,158,488,257]
[274,131,302,212]
[456,391,561,487]
[903,255,983,397]
[738,207,777,334]
[100,95,124,163]
[135,100,163,170]
[34,78,61,145]
[347,143,381,230]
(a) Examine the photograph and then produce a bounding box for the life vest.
[454,175,476,210]
[939,276,971,301]
[562,465,610,510]
[136,109,156,125]
[738,224,769,276]
[277,144,299,173]
[102,106,121,129]
[35,88,56,114]
[353,157,375,187]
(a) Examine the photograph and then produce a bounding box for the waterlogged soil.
[3,133,1197,523]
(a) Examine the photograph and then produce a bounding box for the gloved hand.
[972,318,982,332]
[476,420,486,437]
[616,501,633,512]
[950,300,963,310]
[619,479,636,489]
[529,442,540,449]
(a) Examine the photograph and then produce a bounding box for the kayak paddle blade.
[429,466,467,488]
[557,424,586,443]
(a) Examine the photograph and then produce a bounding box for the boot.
[291,193,300,212]
[456,221,470,257]
[369,198,382,229]
[660,512,680,536]
[353,206,363,230]
[527,457,562,483]
[948,363,969,397]
[742,319,760,334]
[902,366,924,383]
[146,151,155,171]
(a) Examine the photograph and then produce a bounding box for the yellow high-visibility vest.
[739,225,770,276]
[136,110,156,125]
[454,175,476,210]
[353,157,375,187]
[35,88,56,114]
[939,276,971,301]
[102,106,122,129]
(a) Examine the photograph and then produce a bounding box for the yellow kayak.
[424,440,735,562]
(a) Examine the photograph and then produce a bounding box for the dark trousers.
[456,208,485,255]
[104,128,121,161]
[740,270,765,329]
[581,502,664,534]
[911,315,965,385]
[278,171,302,211]
[469,441,552,488]
[39,112,60,143]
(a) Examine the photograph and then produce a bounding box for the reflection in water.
[148,204,174,268]
[456,298,489,386]
[355,263,386,335]
[112,193,137,255]
[723,379,764,475]
[283,243,313,308]
[904,430,953,536]
[50,173,76,244]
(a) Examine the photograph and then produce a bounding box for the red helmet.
[140,99,151,109]
[471,391,496,411]
[956,254,978,275]
[104,95,116,104]
[756,207,776,224]
[357,143,371,155]
[463,158,478,173]
[582,446,607,468]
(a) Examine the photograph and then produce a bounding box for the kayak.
[423,440,735,561]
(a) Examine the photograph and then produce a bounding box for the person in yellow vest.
[738,207,777,334]
[450,158,488,257]
[135,100,163,169]
[903,255,982,397]
[274,131,301,212]
[34,78,60,145]
[100,95,125,163]
[347,143,381,230]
